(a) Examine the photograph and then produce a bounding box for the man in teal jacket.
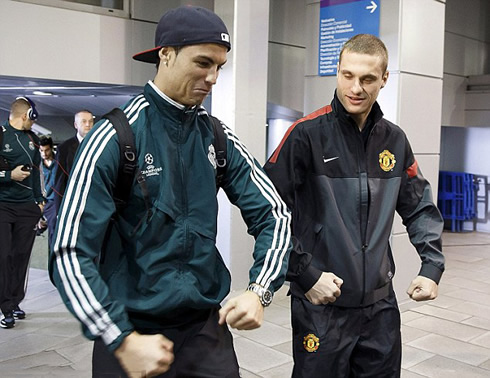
[50,6,291,377]
[1,97,44,329]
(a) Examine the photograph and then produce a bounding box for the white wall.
[213,0,271,290]
[0,0,154,86]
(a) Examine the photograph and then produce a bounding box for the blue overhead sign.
[319,0,380,76]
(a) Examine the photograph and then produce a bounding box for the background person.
[38,135,58,249]
[264,34,445,377]
[0,97,44,329]
[50,6,291,378]
[53,109,94,213]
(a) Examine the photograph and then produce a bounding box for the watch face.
[262,290,273,306]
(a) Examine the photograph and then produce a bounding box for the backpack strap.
[103,108,138,213]
[99,108,153,264]
[209,115,227,189]
[103,108,152,226]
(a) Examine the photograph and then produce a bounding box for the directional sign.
[319,0,380,76]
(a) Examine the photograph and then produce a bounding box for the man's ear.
[158,47,171,65]
[381,70,389,88]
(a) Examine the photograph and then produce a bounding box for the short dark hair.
[39,136,53,147]
[339,34,389,74]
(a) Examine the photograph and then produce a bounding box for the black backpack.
[102,108,227,219]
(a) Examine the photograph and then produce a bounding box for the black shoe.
[0,312,15,329]
[13,306,26,319]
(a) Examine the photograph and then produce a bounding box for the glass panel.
[62,0,123,10]
[13,0,129,18]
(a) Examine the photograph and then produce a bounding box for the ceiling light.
[32,90,53,96]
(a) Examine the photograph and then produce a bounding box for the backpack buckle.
[123,147,136,162]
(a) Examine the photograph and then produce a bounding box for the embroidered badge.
[141,153,162,177]
[144,153,154,165]
[379,150,396,172]
[303,333,320,352]
[29,141,35,150]
[3,144,13,153]
[208,144,217,169]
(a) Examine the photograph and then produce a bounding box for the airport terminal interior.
[0,0,489,377]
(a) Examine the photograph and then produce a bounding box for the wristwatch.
[247,283,273,307]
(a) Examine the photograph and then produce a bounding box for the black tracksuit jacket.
[264,93,445,308]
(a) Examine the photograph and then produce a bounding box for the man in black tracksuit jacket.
[0,97,44,329]
[264,34,444,377]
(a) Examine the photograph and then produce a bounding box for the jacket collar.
[144,80,202,123]
[331,90,384,129]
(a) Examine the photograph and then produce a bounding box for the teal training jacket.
[50,81,292,352]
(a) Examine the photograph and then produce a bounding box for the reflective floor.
[1,232,490,377]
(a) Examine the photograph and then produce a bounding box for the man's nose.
[206,67,219,85]
[351,79,362,94]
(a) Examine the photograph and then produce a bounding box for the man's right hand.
[305,272,343,305]
[11,165,31,181]
[114,331,174,378]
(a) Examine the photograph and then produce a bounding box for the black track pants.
[0,202,41,313]
[92,307,240,378]
[291,292,401,378]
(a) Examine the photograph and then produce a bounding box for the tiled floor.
[1,232,490,377]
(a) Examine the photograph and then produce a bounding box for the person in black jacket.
[0,97,44,329]
[264,34,445,377]
[53,109,93,213]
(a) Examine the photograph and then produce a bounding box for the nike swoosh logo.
[323,156,339,163]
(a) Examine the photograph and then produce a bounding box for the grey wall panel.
[303,75,336,115]
[445,0,490,42]
[443,0,490,128]
[130,19,158,86]
[442,74,467,127]
[268,43,305,114]
[269,0,306,47]
[131,0,213,22]
[304,1,320,77]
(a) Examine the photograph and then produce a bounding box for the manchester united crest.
[303,333,320,352]
[379,150,396,172]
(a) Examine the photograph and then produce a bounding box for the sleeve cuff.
[418,263,444,284]
[106,328,134,353]
[295,264,322,292]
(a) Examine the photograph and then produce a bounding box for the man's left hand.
[218,291,264,330]
[407,275,438,301]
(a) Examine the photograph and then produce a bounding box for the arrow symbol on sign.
[366,0,377,13]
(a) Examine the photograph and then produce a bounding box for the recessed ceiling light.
[32,91,53,96]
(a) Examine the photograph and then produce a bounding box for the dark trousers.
[0,202,41,314]
[291,291,401,378]
[43,200,57,250]
[92,308,240,378]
